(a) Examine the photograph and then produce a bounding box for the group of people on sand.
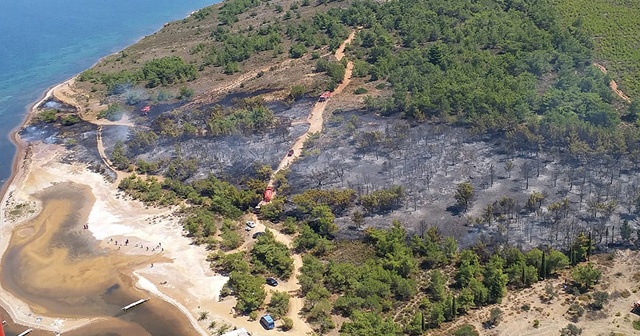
[106,238,164,253]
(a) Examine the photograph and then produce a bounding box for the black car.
[252,232,265,239]
[266,277,278,286]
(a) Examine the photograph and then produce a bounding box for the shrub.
[37,110,57,123]
[289,43,306,58]
[282,317,294,331]
[560,323,582,336]
[533,319,540,328]
[289,85,306,100]
[590,291,609,310]
[453,324,479,336]
[60,114,80,126]
[354,87,368,94]
[142,56,196,87]
[633,319,640,330]
[98,104,124,121]
[178,86,194,100]
[488,307,502,326]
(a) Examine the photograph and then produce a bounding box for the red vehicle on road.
[263,187,274,202]
[318,91,331,102]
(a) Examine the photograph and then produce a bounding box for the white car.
[246,221,256,228]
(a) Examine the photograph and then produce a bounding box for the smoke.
[124,87,149,106]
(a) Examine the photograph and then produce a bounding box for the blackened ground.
[288,109,640,250]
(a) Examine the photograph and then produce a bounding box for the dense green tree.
[571,262,601,291]
[340,311,400,335]
[110,141,129,170]
[405,311,423,336]
[251,229,294,279]
[227,271,266,313]
[570,233,593,265]
[142,56,196,87]
[483,255,508,303]
[267,291,290,319]
[454,183,474,211]
[428,270,447,301]
[455,250,481,287]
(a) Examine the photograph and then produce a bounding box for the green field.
[555,0,640,99]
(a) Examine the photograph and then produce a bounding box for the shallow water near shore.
[1,183,197,335]
[0,0,215,188]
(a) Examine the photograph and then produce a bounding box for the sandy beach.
[0,81,223,335]
[0,78,306,336]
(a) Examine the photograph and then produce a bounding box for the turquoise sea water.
[0,0,216,188]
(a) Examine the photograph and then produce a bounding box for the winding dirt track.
[268,30,356,184]
[593,62,632,103]
[251,30,357,333]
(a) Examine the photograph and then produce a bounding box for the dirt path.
[47,78,140,185]
[52,78,135,127]
[245,30,357,333]
[267,30,356,186]
[96,126,124,184]
[593,62,632,103]
[185,57,298,110]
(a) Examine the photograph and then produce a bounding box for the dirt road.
[593,62,632,103]
[268,30,356,185]
[249,30,357,333]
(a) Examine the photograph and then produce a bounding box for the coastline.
[0,3,321,335]
[0,6,222,334]
[0,80,100,333]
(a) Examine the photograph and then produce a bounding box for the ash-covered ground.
[100,96,314,182]
[288,109,640,250]
[30,93,640,251]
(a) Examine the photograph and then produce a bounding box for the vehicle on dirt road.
[260,314,275,330]
[263,186,274,202]
[246,221,256,228]
[266,277,278,286]
[252,232,265,239]
[287,149,294,157]
[318,91,331,102]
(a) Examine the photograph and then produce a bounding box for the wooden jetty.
[17,329,33,336]
[121,298,150,311]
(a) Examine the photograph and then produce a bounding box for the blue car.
[260,314,275,330]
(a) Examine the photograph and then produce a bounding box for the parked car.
[287,149,294,157]
[252,232,265,239]
[260,314,275,330]
[246,220,256,228]
[266,277,278,286]
[245,226,252,231]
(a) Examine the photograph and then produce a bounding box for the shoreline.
[0,5,221,333]
[0,80,100,333]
